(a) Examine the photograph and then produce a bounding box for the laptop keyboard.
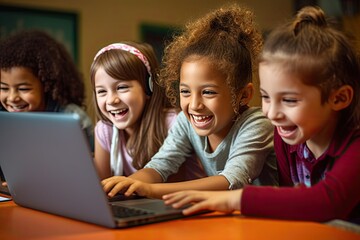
[110,204,155,218]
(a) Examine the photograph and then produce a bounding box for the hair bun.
[293,6,327,35]
[210,12,232,33]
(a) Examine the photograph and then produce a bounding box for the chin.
[281,137,303,146]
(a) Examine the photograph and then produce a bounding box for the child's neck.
[306,119,337,159]
[207,121,236,153]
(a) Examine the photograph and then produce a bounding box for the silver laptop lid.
[0,112,116,228]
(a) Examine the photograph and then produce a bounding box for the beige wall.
[0,0,293,121]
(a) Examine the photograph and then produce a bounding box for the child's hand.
[101,176,152,198]
[1,181,7,187]
[163,189,243,215]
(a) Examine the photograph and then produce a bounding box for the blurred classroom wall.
[0,0,294,121]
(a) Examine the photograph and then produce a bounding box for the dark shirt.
[242,128,360,223]
[0,167,5,182]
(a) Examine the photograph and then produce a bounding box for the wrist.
[230,189,242,211]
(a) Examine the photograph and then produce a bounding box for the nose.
[263,102,283,121]
[189,93,204,110]
[106,91,120,105]
[7,89,21,102]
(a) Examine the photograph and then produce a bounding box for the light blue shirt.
[145,107,278,189]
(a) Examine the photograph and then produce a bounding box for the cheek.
[130,93,147,111]
[96,97,107,110]
[179,96,188,110]
[261,102,269,116]
[215,99,233,114]
[286,108,308,125]
[31,90,45,103]
[27,94,41,104]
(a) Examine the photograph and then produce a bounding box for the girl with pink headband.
[90,41,205,182]
[101,4,278,200]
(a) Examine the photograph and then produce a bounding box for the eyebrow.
[260,88,301,95]
[0,82,32,86]
[179,83,218,88]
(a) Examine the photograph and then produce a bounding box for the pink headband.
[94,43,153,93]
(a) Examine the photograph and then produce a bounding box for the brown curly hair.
[159,3,262,115]
[0,30,85,109]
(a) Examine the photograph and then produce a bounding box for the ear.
[238,83,254,106]
[329,85,353,111]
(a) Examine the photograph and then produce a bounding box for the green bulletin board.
[0,5,79,64]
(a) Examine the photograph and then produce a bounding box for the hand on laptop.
[162,189,242,215]
[102,176,152,198]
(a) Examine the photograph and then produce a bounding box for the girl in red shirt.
[163,6,360,223]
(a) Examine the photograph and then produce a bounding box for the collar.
[288,128,360,160]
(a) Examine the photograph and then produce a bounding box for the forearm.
[149,175,230,199]
[94,137,111,180]
[129,168,163,183]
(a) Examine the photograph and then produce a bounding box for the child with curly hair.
[0,30,94,185]
[101,4,278,199]
[90,41,205,181]
[164,6,360,223]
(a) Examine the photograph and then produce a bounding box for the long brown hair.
[90,41,173,169]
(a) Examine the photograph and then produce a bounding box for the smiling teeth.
[110,109,126,114]
[192,115,209,120]
[12,105,26,110]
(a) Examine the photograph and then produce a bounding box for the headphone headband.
[94,43,153,94]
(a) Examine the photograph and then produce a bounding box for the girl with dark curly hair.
[0,30,94,185]
[101,4,278,199]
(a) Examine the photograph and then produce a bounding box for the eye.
[18,87,31,91]
[117,84,129,91]
[260,94,270,102]
[202,90,216,95]
[180,88,190,96]
[283,98,298,103]
[0,86,9,91]
[96,89,106,95]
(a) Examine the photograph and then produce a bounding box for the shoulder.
[62,104,93,128]
[62,103,85,114]
[94,121,113,150]
[95,120,112,134]
[62,104,89,120]
[167,111,194,137]
[331,128,360,157]
[175,111,187,121]
[171,111,191,128]
[235,107,273,131]
[241,107,268,121]
[164,108,179,129]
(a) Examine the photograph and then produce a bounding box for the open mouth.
[278,126,297,133]
[109,109,128,118]
[7,104,28,112]
[191,114,213,127]
[277,125,297,138]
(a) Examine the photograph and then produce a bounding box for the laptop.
[0,111,195,228]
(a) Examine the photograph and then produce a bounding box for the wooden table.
[1,200,359,240]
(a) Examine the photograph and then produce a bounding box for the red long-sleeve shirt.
[241,128,360,222]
